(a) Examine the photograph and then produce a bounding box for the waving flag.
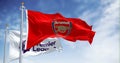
[26,10,95,49]
[8,30,62,61]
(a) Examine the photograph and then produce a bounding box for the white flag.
[8,30,62,61]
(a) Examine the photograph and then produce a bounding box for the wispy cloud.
[75,0,119,63]
[58,0,119,63]
[0,59,3,63]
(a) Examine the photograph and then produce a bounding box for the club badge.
[52,20,72,36]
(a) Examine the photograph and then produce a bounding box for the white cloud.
[0,59,3,63]
[6,13,20,30]
[74,0,98,3]
[10,59,34,63]
[76,0,119,63]
[59,0,119,63]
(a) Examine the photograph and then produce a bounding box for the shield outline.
[52,20,72,36]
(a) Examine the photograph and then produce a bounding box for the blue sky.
[0,0,119,63]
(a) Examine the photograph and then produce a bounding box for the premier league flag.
[8,30,62,61]
[26,10,95,49]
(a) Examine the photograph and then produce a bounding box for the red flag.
[26,10,95,49]
[66,18,95,43]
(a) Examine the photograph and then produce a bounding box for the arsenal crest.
[52,20,72,36]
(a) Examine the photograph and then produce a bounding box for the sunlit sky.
[0,0,119,63]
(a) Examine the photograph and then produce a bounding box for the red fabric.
[26,10,95,49]
[66,18,95,43]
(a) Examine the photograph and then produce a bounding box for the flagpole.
[3,24,8,63]
[19,2,25,63]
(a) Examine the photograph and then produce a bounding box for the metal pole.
[19,2,25,63]
[3,24,8,63]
